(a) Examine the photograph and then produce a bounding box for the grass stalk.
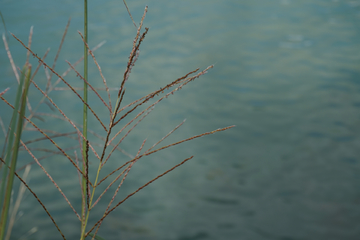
[81,0,89,238]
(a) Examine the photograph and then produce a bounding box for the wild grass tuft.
[0,2,234,240]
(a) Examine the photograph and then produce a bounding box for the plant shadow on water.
[0,2,233,240]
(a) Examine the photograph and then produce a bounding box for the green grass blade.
[0,65,31,240]
[0,64,27,211]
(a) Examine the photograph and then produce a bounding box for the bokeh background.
[1,0,360,239]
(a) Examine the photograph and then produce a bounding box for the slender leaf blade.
[0,65,31,240]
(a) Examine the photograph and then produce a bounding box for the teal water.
[1,0,360,239]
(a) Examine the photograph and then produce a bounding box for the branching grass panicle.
[0,2,234,240]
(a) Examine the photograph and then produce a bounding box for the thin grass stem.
[145,119,186,154]
[81,1,89,238]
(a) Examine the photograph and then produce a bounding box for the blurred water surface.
[1,0,360,239]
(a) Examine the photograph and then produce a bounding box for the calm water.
[1,0,360,239]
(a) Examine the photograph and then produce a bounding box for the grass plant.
[0,2,234,239]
